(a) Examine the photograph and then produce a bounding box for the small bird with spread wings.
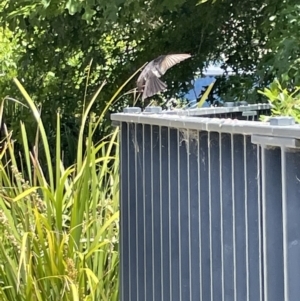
[136,53,191,101]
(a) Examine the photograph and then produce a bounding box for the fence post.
[252,116,300,301]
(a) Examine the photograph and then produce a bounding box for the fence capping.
[145,103,270,116]
[111,107,300,141]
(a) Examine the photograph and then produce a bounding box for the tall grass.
[0,70,138,300]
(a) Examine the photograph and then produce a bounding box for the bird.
[136,53,191,101]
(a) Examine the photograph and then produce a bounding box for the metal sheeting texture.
[115,113,300,301]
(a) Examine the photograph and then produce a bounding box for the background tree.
[1,0,299,165]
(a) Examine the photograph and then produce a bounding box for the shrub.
[0,73,137,300]
[258,79,300,123]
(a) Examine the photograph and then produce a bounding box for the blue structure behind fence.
[111,105,300,301]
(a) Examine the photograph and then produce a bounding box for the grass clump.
[0,72,136,300]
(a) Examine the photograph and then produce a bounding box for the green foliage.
[0,28,25,88]
[197,0,300,89]
[258,2,300,86]
[258,79,300,123]
[1,0,270,114]
[0,7,143,165]
[0,0,283,121]
[2,0,191,24]
[0,78,121,300]
[2,0,300,138]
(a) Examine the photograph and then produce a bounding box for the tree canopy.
[2,0,295,102]
[1,0,299,162]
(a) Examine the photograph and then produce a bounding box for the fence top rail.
[111,108,300,139]
[162,103,271,116]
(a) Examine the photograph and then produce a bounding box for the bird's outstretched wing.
[158,53,191,74]
[137,53,191,101]
[142,75,167,101]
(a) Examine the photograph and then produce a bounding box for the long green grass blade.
[198,80,216,107]
[13,78,54,191]
[0,66,122,300]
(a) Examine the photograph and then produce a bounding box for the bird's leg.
[133,87,137,105]
[133,90,142,106]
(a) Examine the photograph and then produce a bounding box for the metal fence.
[111,105,300,301]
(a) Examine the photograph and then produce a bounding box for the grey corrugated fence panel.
[112,109,300,301]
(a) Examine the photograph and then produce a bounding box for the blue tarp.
[183,64,236,102]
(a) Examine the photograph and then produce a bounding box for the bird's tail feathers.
[142,76,167,100]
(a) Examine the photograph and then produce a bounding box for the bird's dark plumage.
[137,53,191,101]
